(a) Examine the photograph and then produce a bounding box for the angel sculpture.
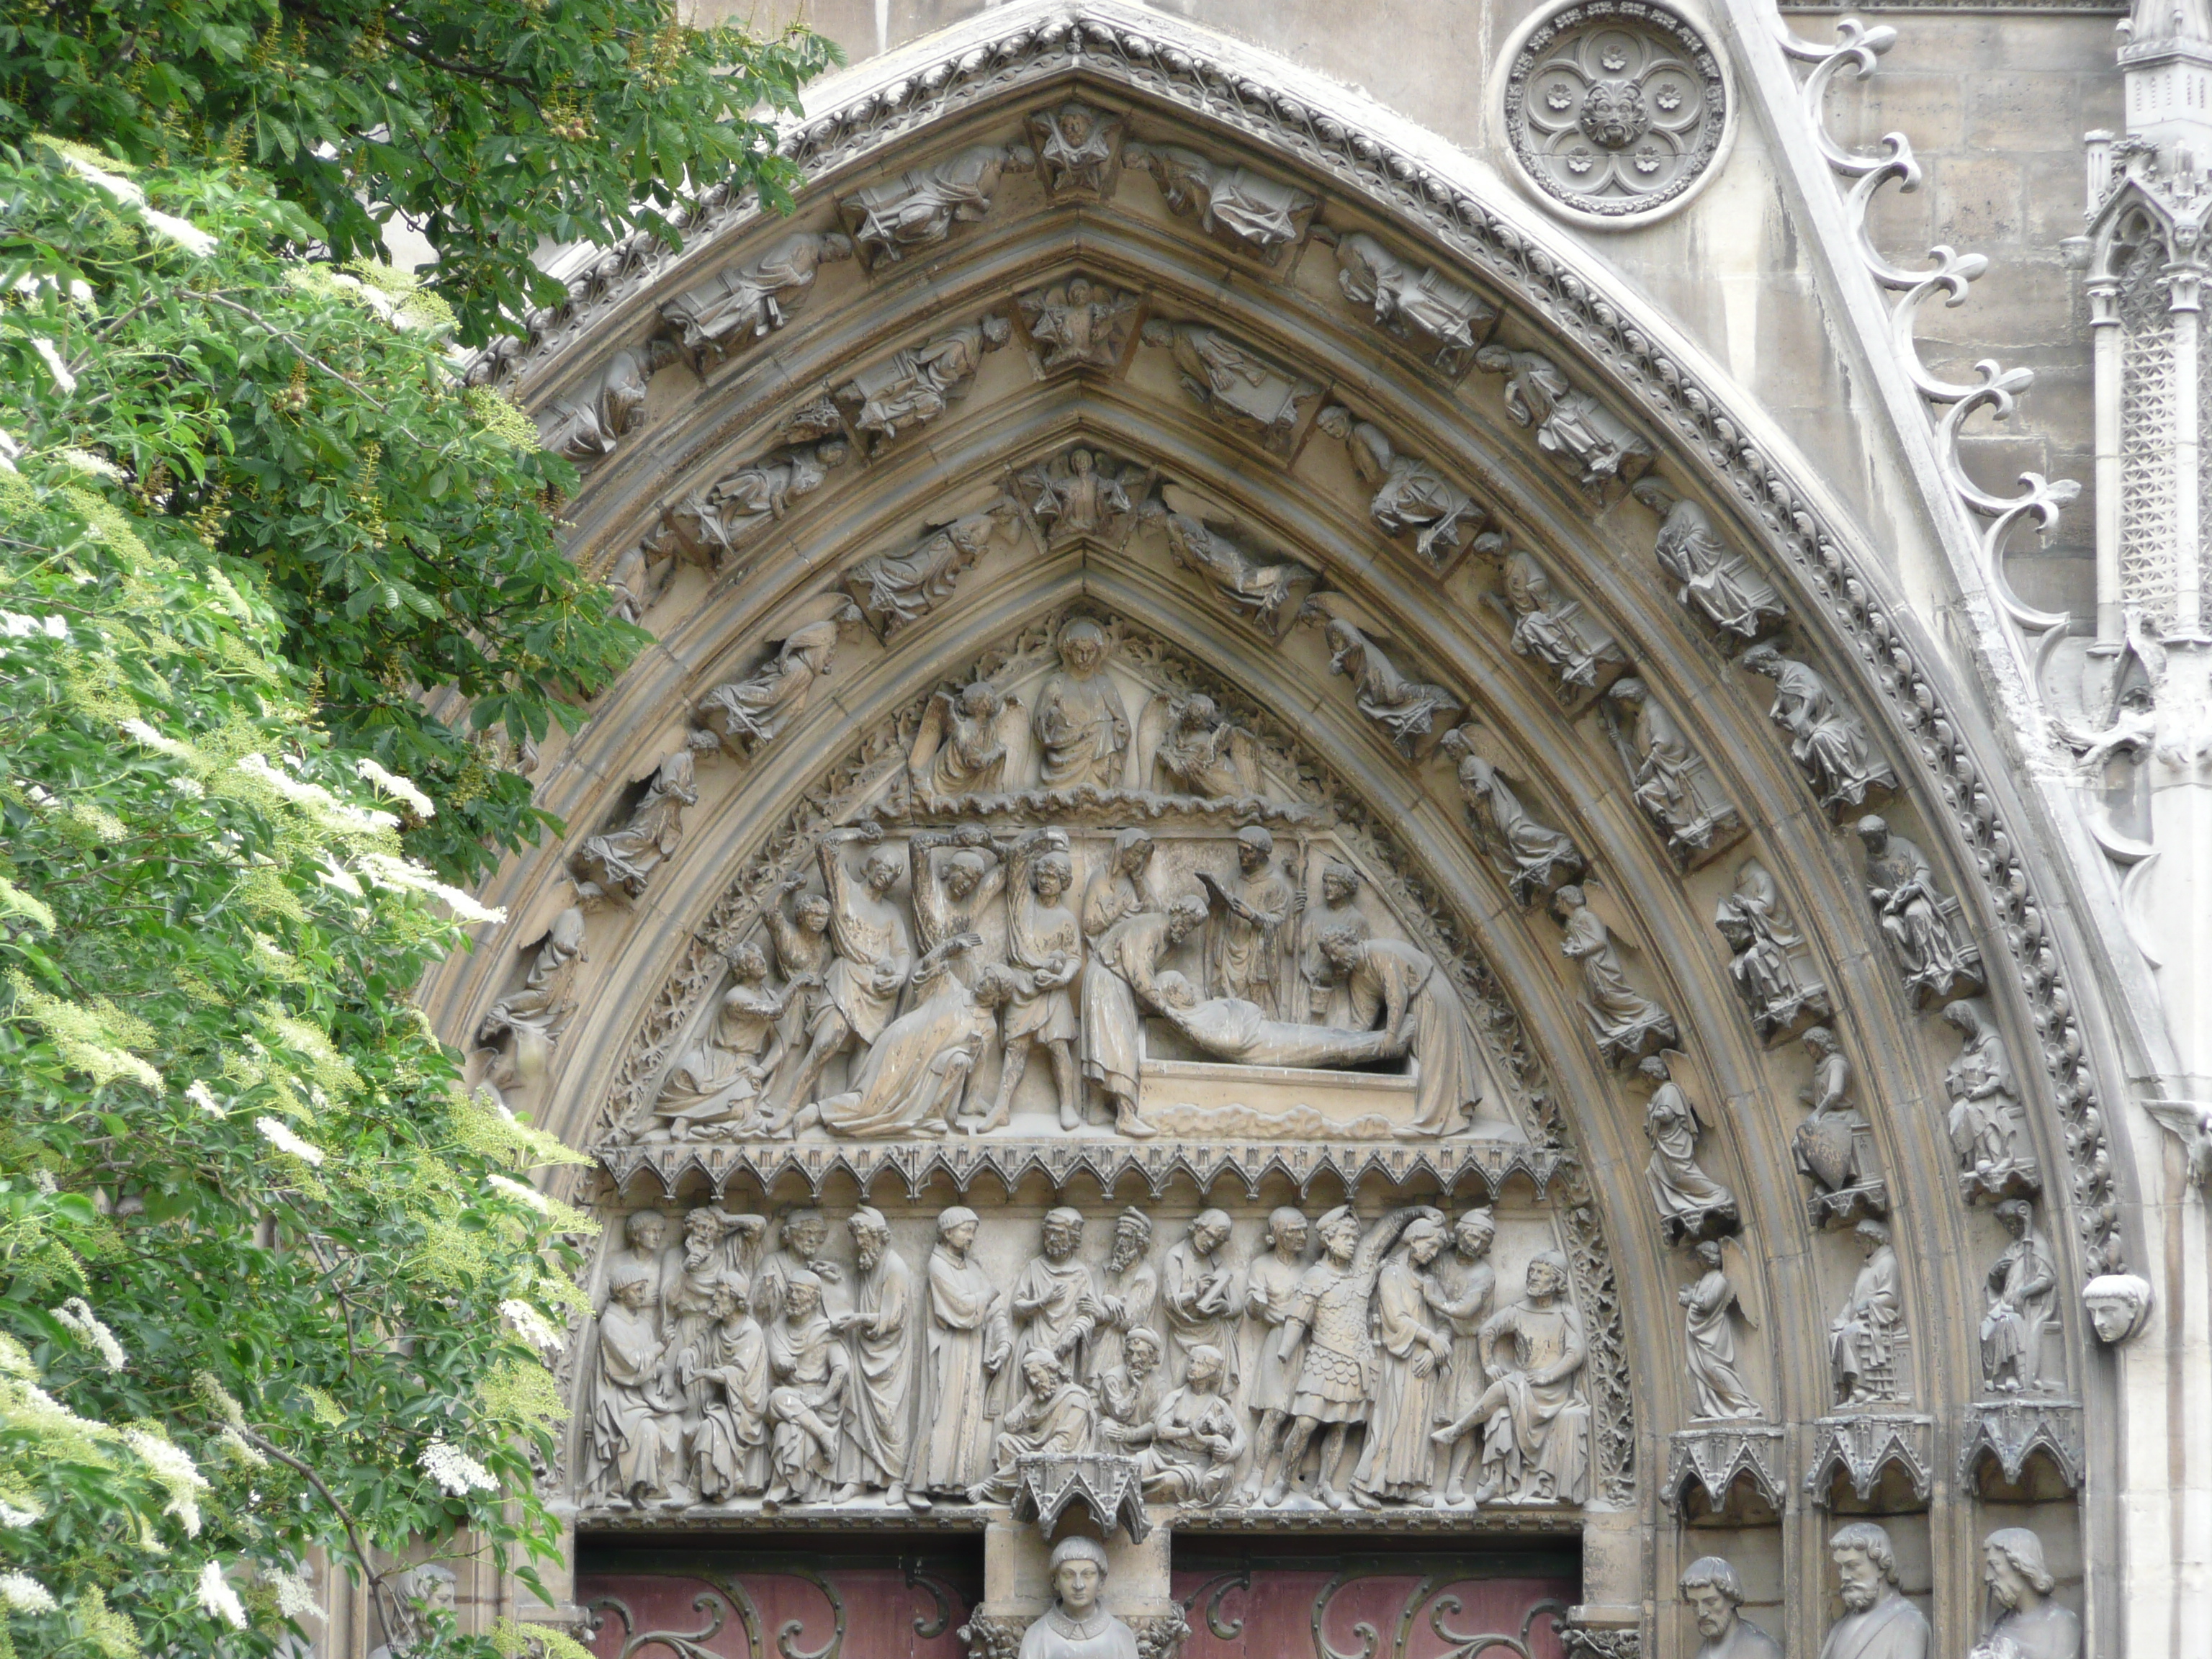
[692,602,865,761]
[1550,884,1679,1068]
[1639,1056,1740,1245]
[1316,406,1484,572]
[1017,447,1142,547]
[1143,693,1262,799]
[1018,279,1140,371]
[1438,729,1584,907]
[1146,503,1312,637]
[1316,611,1463,760]
[1028,102,1123,197]
[1681,1241,1763,1420]
[909,680,1024,801]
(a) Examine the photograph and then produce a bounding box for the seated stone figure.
[970,1349,1097,1503]
[1148,971,1401,1070]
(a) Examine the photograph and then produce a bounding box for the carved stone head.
[937,1205,980,1255]
[782,1208,828,1257]
[1321,860,1362,907]
[725,941,768,983]
[1235,824,1274,873]
[861,847,905,894]
[1455,1208,1496,1259]
[1022,1348,1066,1399]
[1829,1522,1899,1612]
[1109,1208,1153,1271]
[1058,617,1110,676]
[1041,1207,1084,1260]
[1190,1209,1232,1256]
[1318,924,1367,971]
[1803,1025,1839,1062]
[1855,1218,1890,1256]
[1678,1555,1745,1640]
[1578,79,1653,150]
[783,1270,822,1320]
[1526,1249,1568,1302]
[626,1210,669,1254]
[1187,1343,1227,1390]
[851,1206,889,1269]
[2082,1272,2152,1343]
[1165,894,1210,945]
[1125,1327,1162,1377]
[1048,1534,1110,1617]
[1316,1205,1361,1262]
[1856,814,1892,855]
[1267,1207,1310,1256]
[1982,1528,2054,1611]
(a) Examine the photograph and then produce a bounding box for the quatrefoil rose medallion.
[1500,0,1732,226]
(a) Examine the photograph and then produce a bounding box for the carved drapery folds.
[837,142,1035,268]
[1017,277,1141,372]
[660,230,855,366]
[660,439,852,572]
[1630,478,1785,642]
[1478,346,1653,495]
[1144,503,1314,637]
[536,341,677,462]
[1317,405,1488,576]
[1141,319,1321,457]
[835,313,1012,453]
[1122,140,1316,263]
[1856,814,1985,1005]
[842,504,1017,640]
[1739,645,1898,817]
[1331,231,1498,376]
[1597,678,1744,869]
[1713,859,1833,1044]
[1439,727,1585,907]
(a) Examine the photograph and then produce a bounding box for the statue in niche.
[1439,729,1584,907]
[837,143,1035,267]
[1082,895,1207,1137]
[1081,828,1161,939]
[1681,1241,1762,1420]
[1431,1250,1590,1505]
[1149,969,1401,1072]
[686,1276,769,1502]
[473,904,587,1112]
[1147,505,1313,637]
[1973,1529,2079,1659]
[751,1208,840,1326]
[972,827,1084,1133]
[1028,102,1123,198]
[1639,1056,1739,1244]
[1133,1341,1247,1503]
[1600,678,1741,866]
[1257,1206,1395,1509]
[1431,1208,1499,1505]
[1942,998,2042,1202]
[1096,1326,1166,1452]
[693,601,865,760]
[1123,141,1317,262]
[1830,1218,1907,1405]
[1035,619,1132,792]
[842,504,1012,641]
[1630,478,1786,642]
[1019,279,1141,370]
[1822,1523,1929,1659]
[659,231,855,361]
[1162,1209,1242,1387]
[662,440,850,570]
[1739,644,1897,814]
[1981,1198,2058,1395]
[1087,1208,1160,1381]
[1302,860,1370,1027]
[590,1244,680,1508]
[770,826,912,1116]
[1332,232,1496,376]
[910,824,1012,969]
[1318,926,1486,1135]
[1146,692,1263,799]
[1200,826,1296,1017]
[1856,815,1983,1004]
[1141,319,1320,455]
[1018,447,1144,547]
[1021,1536,1141,1659]
[763,1270,848,1507]
[912,683,1023,801]
[1351,1213,1453,1508]
[1679,1557,1781,1659]
[993,1208,1100,1411]
[1316,611,1464,760]
[1475,345,1653,493]
[1714,859,1833,1042]
[971,1348,1098,1502]
[837,315,1011,453]
[1550,886,1679,1069]
[831,1206,914,1504]
[572,747,697,903]
[775,940,1016,1138]
[604,536,675,625]
[905,1206,1003,1510]
[1492,545,1625,696]
[1315,406,1483,572]
[641,943,792,1141]
[537,341,676,461]
[1237,1206,1310,1503]
[1794,1027,1889,1227]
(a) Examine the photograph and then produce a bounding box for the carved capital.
[958,1614,1028,1659]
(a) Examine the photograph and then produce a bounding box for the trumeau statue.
[835,314,1011,452]
[842,503,1014,639]
[1830,1219,1907,1406]
[837,142,1035,267]
[1856,814,1984,1004]
[1972,1529,2080,1659]
[660,231,855,362]
[1476,345,1654,493]
[1022,1537,1140,1659]
[1679,1557,1782,1659]
[1315,405,1486,574]
[1439,729,1586,907]
[1331,231,1498,376]
[536,341,676,462]
[1140,319,1320,456]
[1740,644,1899,815]
[1313,610,1465,760]
[1433,1250,1591,1505]
[1028,102,1124,199]
[1681,1241,1763,1421]
[1638,1056,1739,1245]
[1942,998,2043,1202]
[1630,477,1786,642]
[1018,278,1141,371]
[1123,140,1318,262]
[572,747,698,904]
[1145,503,1313,637]
[1489,541,1627,698]
[1981,1199,2059,1395]
[1794,1027,1890,1228]
[692,601,865,762]
[1019,448,1148,547]
[1821,1523,1929,1659]
[1550,884,1680,1068]
[661,439,850,570]
[1600,676,1745,868]
[1714,858,1834,1043]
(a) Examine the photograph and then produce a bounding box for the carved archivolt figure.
[842,504,1011,639]
[603,537,674,625]
[537,341,675,461]
[1202,826,1295,1016]
[1856,814,1983,1003]
[1640,1056,1739,1244]
[473,903,586,1111]
[1601,677,1742,866]
[837,143,1035,266]
[1319,927,1486,1136]
[1439,730,1584,907]
[977,828,1084,1131]
[1033,620,1131,791]
[1161,1209,1242,1386]
[1021,1537,1141,1659]
[1551,885,1679,1069]
[771,827,912,1115]
[1739,644,1897,814]
[1332,231,1496,375]
[1019,447,1143,547]
[1430,1209,1498,1505]
[1713,858,1833,1043]
[1794,1027,1888,1227]
[1082,896,1205,1138]
[1141,319,1319,455]
[1237,1206,1310,1502]
[1943,998,2041,1202]
[1087,1208,1161,1382]
[1316,406,1483,571]
[1630,478,1785,641]
[1350,1215,1452,1507]
[660,231,855,360]
[1679,1557,1782,1659]
[1681,1241,1762,1421]
[643,943,791,1140]
[1433,1250,1590,1506]
[1123,141,1317,262]
[971,1348,1097,1503]
[904,1207,1003,1509]
[1495,547,1624,696]
[1018,278,1140,370]
[1148,505,1312,636]
[663,440,850,570]
[1135,1341,1247,1503]
[835,315,1010,451]
[1028,102,1123,197]
[1476,345,1654,492]
[572,748,697,903]
[1981,1199,2058,1394]
[1822,1523,1930,1659]
[763,1269,848,1506]
[1829,1219,1907,1405]
[369,1565,459,1659]
[1319,614,1464,760]
[1973,1529,2079,1659]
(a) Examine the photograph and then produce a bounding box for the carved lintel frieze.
[1663,1424,1786,1516]
[1011,1452,1151,1541]
[1959,1399,2083,1493]
[1804,1413,1934,1506]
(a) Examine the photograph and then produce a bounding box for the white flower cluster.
[50,1297,127,1370]
[354,757,435,818]
[419,1436,499,1498]
[356,852,507,925]
[30,336,76,394]
[0,1572,57,1614]
[197,1560,247,1629]
[185,1080,223,1116]
[235,753,399,835]
[255,1116,327,1167]
[61,153,218,257]
[499,1298,565,1356]
[0,611,68,639]
[266,1564,324,1622]
[122,717,195,758]
[0,1498,42,1527]
[485,1173,551,1215]
[122,1426,209,1537]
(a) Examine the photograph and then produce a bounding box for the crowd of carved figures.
[583,1202,1588,1516]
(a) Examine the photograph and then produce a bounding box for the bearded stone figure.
[1679,1557,1781,1659]
[1087,1207,1160,1381]
[1433,1250,1590,1506]
[1820,1523,1928,1659]
[1033,619,1131,791]
[830,1206,913,1503]
[971,1349,1098,1503]
[1972,1529,2078,1659]
[1020,1537,1140,1659]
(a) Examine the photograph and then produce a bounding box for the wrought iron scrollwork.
[1313,1575,1566,1659]
[1179,1570,1251,1642]
[588,1592,736,1659]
